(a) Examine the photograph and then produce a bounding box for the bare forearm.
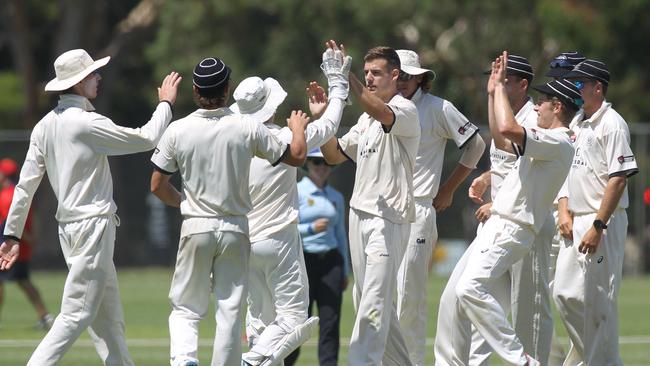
[440,165,474,196]
[282,129,308,166]
[321,137,347,165]
[494,85,522,149]
[596,176,627,222]
[350,73,394,126]
[153,182,181,208]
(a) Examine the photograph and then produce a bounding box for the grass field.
[1,268,649,365]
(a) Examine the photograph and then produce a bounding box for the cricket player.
[0,49,181,365]
[233,40,350,366]
[544,50,586,366]
[447,51,578,366]
[437,54,549,365]
[321,44,420,366]
[394,49,485,366]
[150,57,310,366]
[554,59,638,366]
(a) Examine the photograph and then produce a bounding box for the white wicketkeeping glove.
[320,48,351,101]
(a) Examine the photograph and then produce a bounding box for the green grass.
[1,268,650,365]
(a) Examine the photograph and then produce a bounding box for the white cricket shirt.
[489,97,537,201]
[491,126,574,233]
[410,88,479,199]
[339,94,420,224]
[3,94,172,239]
[151,108,287,237]
[567,102,638,214]
[247,98,344,242]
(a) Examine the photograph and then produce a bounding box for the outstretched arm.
[492,51,525,149]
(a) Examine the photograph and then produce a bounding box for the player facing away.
[393,49,485,366]
[445,52,579,366]
[150,57,309,366]
[554,59,638,366]
[0,49,181,366]
[233,40,350,366]
[321,44,420,366]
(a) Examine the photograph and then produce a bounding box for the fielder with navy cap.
[446,51,576,366]
[554,59,638,366]
[150,56,309,366]
[545,51,587,78]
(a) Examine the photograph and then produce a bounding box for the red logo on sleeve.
[617,155,635,164]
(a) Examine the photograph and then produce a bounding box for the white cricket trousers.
[397,198,437,366]
[28,215,134,366]
[452,215,536,365]
[244,224,309,365]
[348,208,412,366]
[168,229,249,366]
[553,210,627,366]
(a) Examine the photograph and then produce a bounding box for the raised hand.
[307,81,328,118]
[287,110,310,132]
[321,39,351,101]
[158,71,182,105]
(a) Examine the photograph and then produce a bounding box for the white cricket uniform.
[395,88,480,366]
[435,98,555,365]
[3,94,171,366]
[449,126,574,365]
[243,99,344,366]
[151,107,288,366]
[553,101,638,366]
[338,94,420,366]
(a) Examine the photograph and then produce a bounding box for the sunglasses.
[309,158,330,166]
[549,59,574,69]
[398,71,414,81]
[572,79,595,91]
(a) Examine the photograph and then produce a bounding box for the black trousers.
[285,249,344,366]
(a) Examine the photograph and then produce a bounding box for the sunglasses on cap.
[398,71,414,81]
[572,79,595,91]
[549,59,574,69]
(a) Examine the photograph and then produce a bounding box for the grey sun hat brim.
[44,56,110,92]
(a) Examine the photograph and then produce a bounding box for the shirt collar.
[190,107,233,119]
[515,96,534,121]
[576,100,611,125]
[409,87,425,104]
[57,94,95,112]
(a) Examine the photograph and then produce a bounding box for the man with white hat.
[232,40,350,366]
[0,49,181,365]
[554,59,638,366]
[150,57,309,366]
[394,49,485,366]
[321,44,420,366]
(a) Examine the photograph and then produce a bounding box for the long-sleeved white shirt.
[4,94,172,239]
[247,98,344,242]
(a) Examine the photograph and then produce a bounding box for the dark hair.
[546,95,578,124]
[193,80,229,109]
[419,73,434,93]
[364,46,401,73]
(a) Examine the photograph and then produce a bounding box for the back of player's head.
[192,57,231,108]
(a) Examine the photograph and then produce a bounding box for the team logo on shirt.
[360,147,378,158]
[597,256,604,263]
[531,128,540,141]
[154,148,160,154]
[617,155,635,164]
[416,238,426,244]
[480,247,489,253]
[307,198,315,206]
[458,122,472,135]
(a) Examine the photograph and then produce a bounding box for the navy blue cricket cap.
[545,51,586,78]
[193,57,231,97]
[564,59,610,86]
[484,54,534,81]
[532,79,583,110]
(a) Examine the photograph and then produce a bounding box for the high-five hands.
[307,81,328,118]
[320,39,352,101]
[158,71,182,105]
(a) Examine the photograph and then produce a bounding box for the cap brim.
[563,69,608,85]
[230,77,287,123]
[401,65,436,80]
[44,56,110,92]
[545,67,572,78]
[532,83,554,96]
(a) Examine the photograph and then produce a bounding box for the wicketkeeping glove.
[320,48,351,101]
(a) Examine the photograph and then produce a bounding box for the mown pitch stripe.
[2,336,650,348]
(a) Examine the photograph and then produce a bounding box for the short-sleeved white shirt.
[489,98,537,201]
[410,88,479,199]
[339,94,420,224]
[568,102,638,214]
[150,108,287,235]
[492,126,574,233]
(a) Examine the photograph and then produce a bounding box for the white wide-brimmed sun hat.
[44,49,110,92]
[396,49,436,80]
[230,76,287,123]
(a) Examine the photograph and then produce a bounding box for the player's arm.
[492,52,524,151]
[279,111,309,167]
[557,197,573,241]
[578,176,627,254]
[349,72,397,129]
[469,170,491,204]
[150,170,181,208]
[321,137,348,165]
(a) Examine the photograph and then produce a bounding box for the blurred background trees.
[0,0,649,269]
